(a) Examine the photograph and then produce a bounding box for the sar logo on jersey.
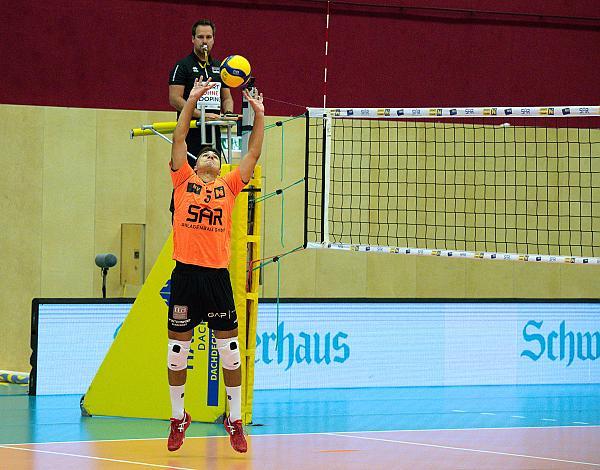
[214,186,226,199]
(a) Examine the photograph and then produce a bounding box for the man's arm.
[238,90,265,183]
[171,78,217,170]
[221,87,234,115]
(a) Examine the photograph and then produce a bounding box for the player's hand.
[243,89,264,115]
[204,112,221,121]
[189,77,216,101]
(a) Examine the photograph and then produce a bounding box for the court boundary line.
[2,424,598,447]
[0,445,196,469]
[3,427,599,469]
[326,433,600,467]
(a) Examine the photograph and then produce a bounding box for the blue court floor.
[0,384,598,445]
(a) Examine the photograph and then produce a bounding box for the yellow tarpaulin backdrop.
[82,164,261,424]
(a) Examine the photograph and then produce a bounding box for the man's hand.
[243,89,264,116]
[238,88,265,183]
[189,77,216,101]
[171,78,216,170]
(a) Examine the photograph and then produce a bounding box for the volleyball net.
[305,106,600,264]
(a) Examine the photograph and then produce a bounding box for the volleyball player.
[166,77,264,454]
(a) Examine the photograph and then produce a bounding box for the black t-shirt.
[169,52,227,113]
[169,52,228,159]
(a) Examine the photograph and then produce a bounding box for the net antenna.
[305,106,600,264]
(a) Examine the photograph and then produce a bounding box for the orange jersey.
[171,163,246,268]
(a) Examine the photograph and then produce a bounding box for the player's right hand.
[243,89,264,116]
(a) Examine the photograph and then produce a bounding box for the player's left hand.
[243,89,264,115]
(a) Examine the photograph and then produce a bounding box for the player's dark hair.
[197,146,221,166]
[192,19,216,37]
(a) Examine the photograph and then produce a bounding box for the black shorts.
[168,262,238,333]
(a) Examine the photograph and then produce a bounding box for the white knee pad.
[216,337,241,371]
[167,339,191,371]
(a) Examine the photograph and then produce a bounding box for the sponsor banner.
[254,302,600,389]
[35,303,131,395]
[196,82,221,111]
[32,300,600,393]
[207,329,220,406]
[307,106,600,119]
[305,242,600,264]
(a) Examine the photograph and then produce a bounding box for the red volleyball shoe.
[224,416,247,453]
[168,411,191,451]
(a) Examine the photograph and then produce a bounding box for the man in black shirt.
[169,19,234,165]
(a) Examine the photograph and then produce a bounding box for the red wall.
[2,0,599,116]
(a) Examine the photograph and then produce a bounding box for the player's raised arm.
[238,89,265,183]
[171,78,216,170]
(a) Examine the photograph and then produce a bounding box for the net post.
[199,102,207,145]
[321,111,332,243]
[304,110,310,249]
[226,124,232,163]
